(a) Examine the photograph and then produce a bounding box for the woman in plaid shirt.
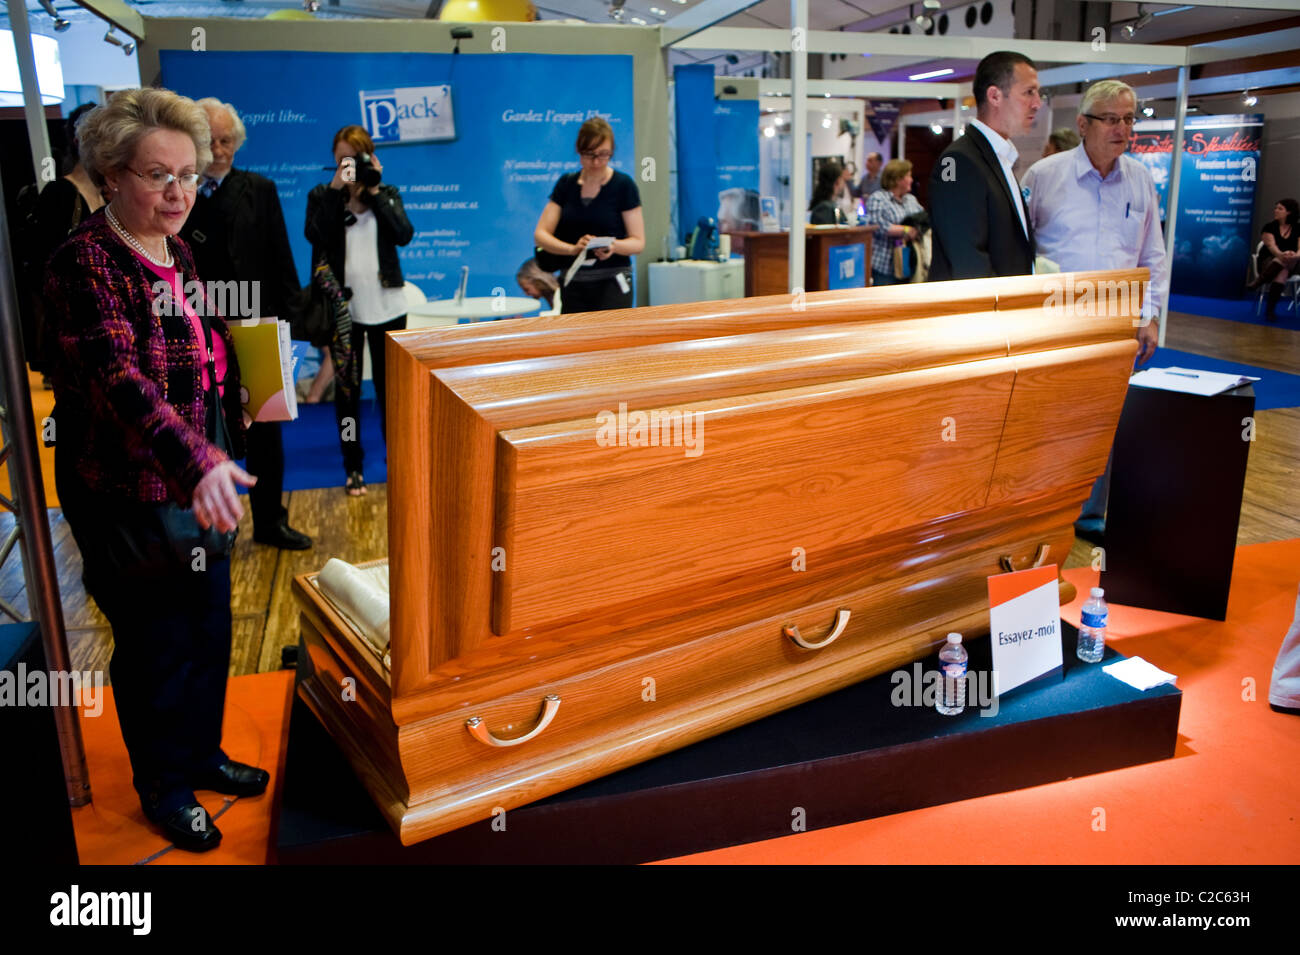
[44,88,268,853]
[865,159,924,286]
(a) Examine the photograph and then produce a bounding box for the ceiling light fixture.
[930,122,944,134]
[908,68,954,81]
[822,113,833,128]
[1242,89,1257,107]
[1141,105,1155,117]
[103,27,134,56]
[1122,5,1154,39]
[38,0,71,31]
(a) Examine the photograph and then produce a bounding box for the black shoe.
[1270,702,1300,716]
[252,519,312,550]
[154,803,222,853]
[193,760,270,797]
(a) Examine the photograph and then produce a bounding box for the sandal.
[345,472,367,496]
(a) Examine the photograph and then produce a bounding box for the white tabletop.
[408,297,542,325]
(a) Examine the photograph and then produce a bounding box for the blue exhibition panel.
[160,50,635,302]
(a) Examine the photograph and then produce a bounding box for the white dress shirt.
[968,118,1028,240]
[344,208,408,326]
[1021,144,1170,318]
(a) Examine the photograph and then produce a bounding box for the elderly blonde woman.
[865,159,924,286]
[43,87,268,853]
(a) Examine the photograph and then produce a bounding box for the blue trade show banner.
[714,100,760,232]
[674,64,760,240]
[1131,114,1263,299]
[160,51,634,301]
[827,242,865,290]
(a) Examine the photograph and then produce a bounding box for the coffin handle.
[999,543,1050,574]
[784,609,851,650]
[466,694,562,748]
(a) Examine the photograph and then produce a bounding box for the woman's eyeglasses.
[125,166,201,191]
[580,150,613,161]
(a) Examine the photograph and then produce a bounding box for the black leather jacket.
[304,182,414,291]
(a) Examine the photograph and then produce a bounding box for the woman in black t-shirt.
[1250,198,1298,320]
[809,160,846,226]
[533,117,645,313]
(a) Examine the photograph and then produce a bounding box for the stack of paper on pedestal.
[1130,366,1259,397]
[1103,656,1178,691]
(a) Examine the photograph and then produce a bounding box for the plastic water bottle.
[936,633,967,716]
[1077,587,1108,663]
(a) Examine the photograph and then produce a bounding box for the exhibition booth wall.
[136,19,671,305]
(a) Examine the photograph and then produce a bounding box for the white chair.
[403,282,428,309]
[1248,241,1268,316]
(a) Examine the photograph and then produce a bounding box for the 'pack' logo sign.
[359,85,456,144]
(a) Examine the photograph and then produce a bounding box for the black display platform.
[1104,383,1254,620]
[3,622,79,865]
[274,623,1181,864]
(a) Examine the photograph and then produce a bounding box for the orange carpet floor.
[71,671,292,865]
[1,370,59,507]
[72,539,1300,865]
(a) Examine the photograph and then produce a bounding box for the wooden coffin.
[292,269,1145,845]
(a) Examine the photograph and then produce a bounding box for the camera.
[354,151,382,189]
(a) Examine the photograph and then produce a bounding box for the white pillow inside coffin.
[316,558,391,651]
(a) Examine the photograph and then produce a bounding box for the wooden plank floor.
[6,309,1297,679]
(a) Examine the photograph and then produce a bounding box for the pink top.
[137,252,228,396]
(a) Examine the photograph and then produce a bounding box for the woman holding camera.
[305,124,414,496]
[533,117,644,314]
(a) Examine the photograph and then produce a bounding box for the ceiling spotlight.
[630,16,646,23]
[930,122,944,134]
[1122,6,1154,38]
[1242,90,1257,107]
[38,0,71,31]
[650,6,666,15]
[609,0,625,20]
[103,27,135,56]
[1142,105,1155,117]
[914,15,933,30]
[763,125,776,138]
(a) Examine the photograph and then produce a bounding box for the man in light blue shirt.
[1021,79,1168,541]
[1021,79,1167,363]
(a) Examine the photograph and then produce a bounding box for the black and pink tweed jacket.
[43,211,245,506]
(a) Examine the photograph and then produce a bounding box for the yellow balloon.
[264,8,317,18]
[439,0,536,22]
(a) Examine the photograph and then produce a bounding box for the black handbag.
[289,280,335,349]
[533,245,574,274]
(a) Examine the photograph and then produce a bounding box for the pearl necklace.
[106,203,173,268]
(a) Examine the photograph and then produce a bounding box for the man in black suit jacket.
[929,51,1042,281]
[182,99,311,550]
